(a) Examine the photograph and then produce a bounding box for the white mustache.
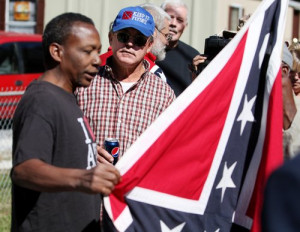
[169,29,177,34]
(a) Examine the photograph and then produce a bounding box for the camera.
[197,30,236,73]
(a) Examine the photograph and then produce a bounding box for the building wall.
[43,0,297,54]
[44,0,212,53]
[216,0,259,32]
[216,0,295,43]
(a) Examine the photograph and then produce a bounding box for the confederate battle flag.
[103,0,288,231]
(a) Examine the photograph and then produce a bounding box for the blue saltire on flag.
[103,0,287,231]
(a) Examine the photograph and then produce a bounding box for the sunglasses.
[116,32,149,47]
[156,27,172,42]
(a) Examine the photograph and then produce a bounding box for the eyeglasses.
[116,32,149,47]
[156,28,172,42]
[289,70,300,78]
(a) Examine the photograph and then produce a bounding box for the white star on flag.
[237,94,256,135]
[160,221,186,232]
[216,161,237,202]
[204,229,220,232]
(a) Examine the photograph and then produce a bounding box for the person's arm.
[11,159,121,195]
[190,55,207,80]
[282,66,297,130]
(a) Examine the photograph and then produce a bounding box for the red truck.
[0,31,44,127]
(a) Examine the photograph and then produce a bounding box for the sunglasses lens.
[134,36,147,47]
[117,32,148,47]
[117,32,129,43]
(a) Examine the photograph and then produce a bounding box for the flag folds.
[104,0,287,231]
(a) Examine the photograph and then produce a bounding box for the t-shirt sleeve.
[13,113,53,166]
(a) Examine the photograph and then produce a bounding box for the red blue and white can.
[104,138,119,165]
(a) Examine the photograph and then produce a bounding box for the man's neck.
[167,40,179,50]
[39,69,73,93]
[111,60,145,83]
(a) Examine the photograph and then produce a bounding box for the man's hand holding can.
[104,138,120,165]
[97,146,114,164]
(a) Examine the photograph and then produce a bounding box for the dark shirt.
[262,154,300,232]
[12,81,100,232]
[156,40,200,96]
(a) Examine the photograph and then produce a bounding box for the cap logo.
[113,7,154,37]
[122,11,133,20]
[121,11,150,25]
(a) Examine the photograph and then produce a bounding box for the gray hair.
[141,3,171,31]
[161,0,188,24]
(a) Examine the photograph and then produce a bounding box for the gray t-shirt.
[12,80,100,232]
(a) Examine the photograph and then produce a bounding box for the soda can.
[104,138,119,165]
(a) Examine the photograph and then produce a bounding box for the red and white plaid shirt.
[76,59,175,157]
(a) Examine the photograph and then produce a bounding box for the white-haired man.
[157,0,200,96]
[141,3,171,81]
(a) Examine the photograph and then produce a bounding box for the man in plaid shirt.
[77,6,175,163]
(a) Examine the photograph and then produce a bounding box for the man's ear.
[282,64,290,76]
[49,43,63,62]
[146,39,153,53]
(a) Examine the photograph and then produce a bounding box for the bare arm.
[190,55,207,80]
[282,65,297,130]
[11,159,121,195]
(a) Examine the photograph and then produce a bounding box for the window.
[293,9,300,41]
[0,41,44,74]
[229,5,244,31]
[18,42,44,73]
[0,43,18,74]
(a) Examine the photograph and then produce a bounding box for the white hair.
[141,3,171,31]
[151,37,166,61]
[141,3,170,61]
[161,0,189,24]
